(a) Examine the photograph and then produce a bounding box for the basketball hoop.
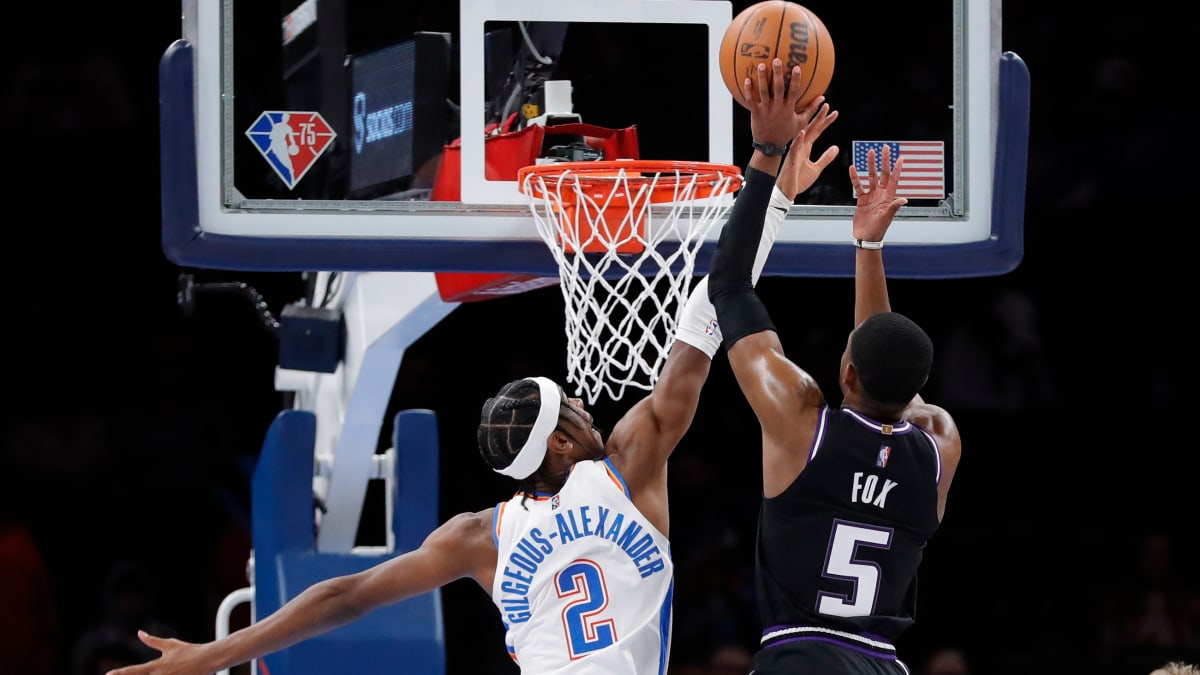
[517,160,743,404]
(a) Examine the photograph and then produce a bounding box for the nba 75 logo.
[245,111,336,190]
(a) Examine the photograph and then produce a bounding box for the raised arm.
[612,62,838,521]
[849,145,906,326]
[851,146,961,521]
[641,91,839,449]
[107,511,496,675]
[707,59,833,495]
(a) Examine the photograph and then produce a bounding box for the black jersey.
[756,405,942,658]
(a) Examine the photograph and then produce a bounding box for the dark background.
[2,2,1197,675]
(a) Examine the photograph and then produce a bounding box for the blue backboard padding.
[392,409,439,553]
[161,39,1029,278]
[252,409,445,674]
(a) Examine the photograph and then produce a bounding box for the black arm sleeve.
[707,167,778,349]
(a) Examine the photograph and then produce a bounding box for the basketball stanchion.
[517,160,743,404]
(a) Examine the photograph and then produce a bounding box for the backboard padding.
[160,0,1029,278]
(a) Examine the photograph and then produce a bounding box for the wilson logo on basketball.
[786,21,811,65]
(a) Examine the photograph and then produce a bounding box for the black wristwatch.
[751,139,790,157]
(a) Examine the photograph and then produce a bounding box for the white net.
[519,160,743,404]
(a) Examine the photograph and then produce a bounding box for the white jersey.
[490,457,674,674]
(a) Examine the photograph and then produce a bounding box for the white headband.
[494,377,562,479]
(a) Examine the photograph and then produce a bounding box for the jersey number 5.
[557,559,616,659]
[817,520,894,617]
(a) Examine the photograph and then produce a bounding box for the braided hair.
[477,378,549,495]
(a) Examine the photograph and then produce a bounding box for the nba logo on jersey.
[705,318,718,336]
[551,494,561,510]
[875,446,892,468]
[245,111,337,190]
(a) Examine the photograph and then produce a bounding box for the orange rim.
[517,160,743,203]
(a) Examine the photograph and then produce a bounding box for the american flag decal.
[852,141,945,200]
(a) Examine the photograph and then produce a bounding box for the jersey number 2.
[817,520,894,617]
[557,559,616,659]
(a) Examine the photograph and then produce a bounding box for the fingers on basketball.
[720,2,836,111]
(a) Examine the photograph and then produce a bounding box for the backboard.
[160,0,1029,279]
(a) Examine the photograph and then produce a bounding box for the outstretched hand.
[848,144,907,243]
[746,58,810,151]
[105,630,212,675]
[776,98,839,201]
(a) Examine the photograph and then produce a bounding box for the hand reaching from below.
[848,144,907,243]
[776,98,840,201]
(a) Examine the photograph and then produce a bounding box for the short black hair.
[850,312,933,407]
[477,378,545,476]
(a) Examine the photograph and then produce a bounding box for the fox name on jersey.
[850,472,899,509]
[498,504,668,623]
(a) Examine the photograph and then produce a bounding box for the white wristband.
[676,277,722,358]
[853,238,884,250]
[754,187,790,282]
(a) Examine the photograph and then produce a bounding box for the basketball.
[719,1,835,111]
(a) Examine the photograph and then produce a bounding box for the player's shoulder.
[904,401,961,463]
[433,508,497,548]
[905,400,956,433]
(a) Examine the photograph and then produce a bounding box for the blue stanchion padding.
[253,410,446,674]
[392,409,440,553]
[252,410,318,559]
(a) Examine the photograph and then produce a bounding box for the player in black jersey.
[707,58,964,674]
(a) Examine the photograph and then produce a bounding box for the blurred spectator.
[0,514,57,675]
[667,663,708,675]
[71,560,179,675]
[919,645,971,675]
[933,289,1057,415]
[667,640,754,675]
[73,635,147,675]
[708,641,753,675]
[1102,532,1200,674]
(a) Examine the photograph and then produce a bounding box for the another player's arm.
[108,510,496,675]
[705,152,830,494]
[607,340,712,536]
[715,317,824,499]
[708,61,831,497]
[708,160,825,496]
[623,96,839,471]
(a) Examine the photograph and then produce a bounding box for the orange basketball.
[719,1,835,111]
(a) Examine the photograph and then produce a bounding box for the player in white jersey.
[490,453,672,673]
[107,86,837,675]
